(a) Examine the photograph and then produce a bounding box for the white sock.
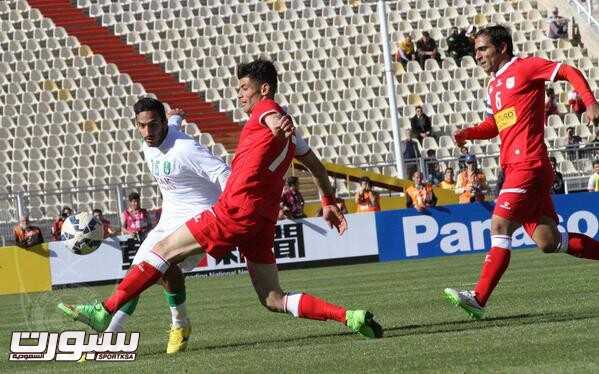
[105,310,129,332]
[144,251,170,274]
[170,303,189,328]
[559,231,569,252]
[283,292,303,318]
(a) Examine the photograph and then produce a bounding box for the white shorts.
[132,222,202,273]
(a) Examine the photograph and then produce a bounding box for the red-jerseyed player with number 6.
[444,25,599,318]
[58,59,382,340]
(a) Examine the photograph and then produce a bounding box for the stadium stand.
[70,0,599,177]
[0,0,598,242]
[0,0,230,223]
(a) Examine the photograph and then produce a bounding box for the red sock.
[103,261,165,313]
[297,293,347,323]
[567,233,599,260]
[474,247,511,307]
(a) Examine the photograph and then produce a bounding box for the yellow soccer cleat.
[166,324,191,354]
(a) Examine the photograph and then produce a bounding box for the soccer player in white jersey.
[102,97,230,353]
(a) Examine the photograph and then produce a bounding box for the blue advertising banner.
[376,192,599,262]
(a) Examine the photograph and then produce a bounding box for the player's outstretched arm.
[555,64,599,125]
[453,116,499,147]
[295,150,347,235]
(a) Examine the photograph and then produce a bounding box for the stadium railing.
[570,0,599,29]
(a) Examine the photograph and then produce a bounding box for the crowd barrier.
[0,244,51,295]
[1,193,598,294]
[49,213,379,286]
[376,192,599,261]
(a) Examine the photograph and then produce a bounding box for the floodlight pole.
[377,0,405,178]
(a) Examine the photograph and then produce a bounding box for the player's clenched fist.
[167,108,186,118]
[585,103,599,125]
[272,114,295,139]
[321,195,347,235]
[453,129,467,148]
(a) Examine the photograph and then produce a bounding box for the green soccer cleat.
[57,301,112,332]
[346,310,383,339]
[443,288,485,320]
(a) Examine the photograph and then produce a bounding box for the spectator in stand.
[405,171,437,212]
[545,88,559,125]
[439,167,456,190]
[279,176,306,219]
[588,130,599,147]
[401,129,421,177]
[549,157,565,194]
[51,206,72,241]
[457,146,470,172]
[14,215,44,249]
[396,33,416,66]
[568,89,586,120]
[416,31,440,67]
[93,208,115,237]
[571,17,582,47]
[410,106,432,142]
[456,155,488,203]
[355,177,381,213]
[425,149,443,186]
[547,7,569,39]
[121,192,152,240]
[566,126,583,160]
[588,160,599,192]
[446,27,473,62]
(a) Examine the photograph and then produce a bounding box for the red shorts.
[185,205,276,264]
[494,160,558,237]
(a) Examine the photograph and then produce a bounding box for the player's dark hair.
[476,25,514,57]
[92,208,102,215]
[128,192,140,201]
[286,176,299,186]
[593,159,599,166]
[134,97,167,123]
[549,156,557,163]
[237,59,278,96]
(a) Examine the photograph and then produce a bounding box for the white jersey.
[141,115,230,229]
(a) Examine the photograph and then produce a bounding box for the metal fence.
[0,183,159,246]
[0,144,597,245]
[570,0,599,29]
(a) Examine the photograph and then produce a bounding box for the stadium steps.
[27,0,241,151]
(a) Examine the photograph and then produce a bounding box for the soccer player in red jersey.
[59,59,382,339]
[444,25,599,319]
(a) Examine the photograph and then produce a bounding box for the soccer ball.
[60,212,104,255]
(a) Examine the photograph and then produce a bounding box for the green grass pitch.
[2,249,599,373]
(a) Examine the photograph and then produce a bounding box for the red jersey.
[486,56,561,167]
[217,99,295,223]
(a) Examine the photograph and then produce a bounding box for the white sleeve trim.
[549,62,562,82]
[499,188,527,195]
[259,109,280,127]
